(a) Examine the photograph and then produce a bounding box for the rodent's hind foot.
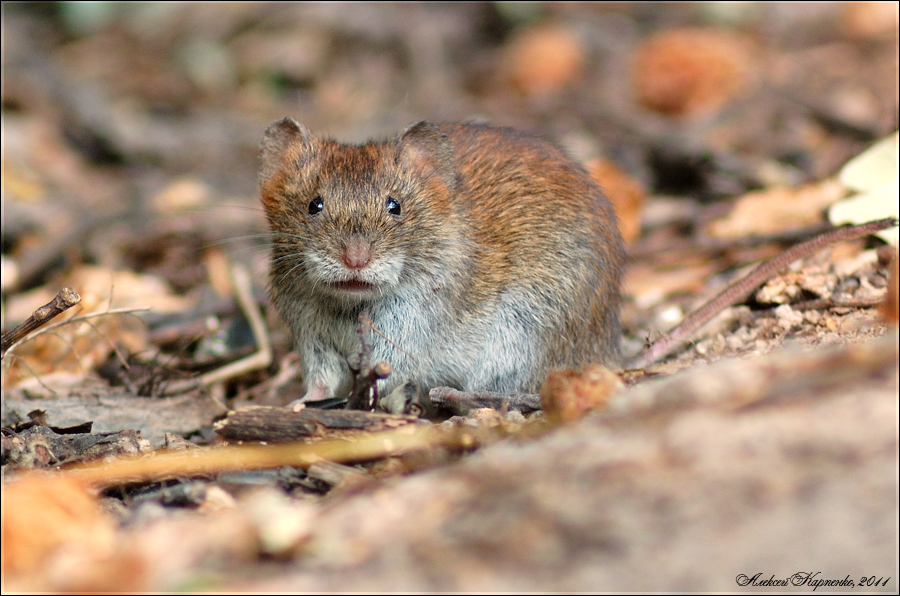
[287,380,332,411]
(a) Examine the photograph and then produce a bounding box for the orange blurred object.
[842,1,900,39]
[540,364,622,423]
[632,27,752,116]
[585,158,646,244]
[0,474,135,590]
[504,24,585,97]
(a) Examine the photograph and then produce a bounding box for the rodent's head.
[259,118,465,304]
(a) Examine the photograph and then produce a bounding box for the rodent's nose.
[342,237,372,270]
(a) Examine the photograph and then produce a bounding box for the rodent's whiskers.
[205,233,276,247]
[271,252,306,266]
[274,258,311,288]
[203,235,277,262]
[177,203,270,216]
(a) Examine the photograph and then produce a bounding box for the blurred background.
[2,6,898,591]
[2,2,898,389]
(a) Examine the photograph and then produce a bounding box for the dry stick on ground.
[214,405,417,443]
[346,361,392,411]
[429,387,542,416]
[4,426,148,471]
[1,305,149,397]
[1,288,81,359]
[631,218,899,370]
[162,263,272,395]
[345,313,393,411]
[64,423,492,488]
[2,307,150,360]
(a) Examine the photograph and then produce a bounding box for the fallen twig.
[162,263,272,395]
[3,425,148,471]
[632,218,899,369]
[345,313,392,411]
[306,460,371,489]
[62,423,485,488]
[2,306,150,358]
[1,288,81,359]
[214,405,417,442]
[429,386,542,415]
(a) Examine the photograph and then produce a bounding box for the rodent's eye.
[308,196,324,215]
[386,196,401,216]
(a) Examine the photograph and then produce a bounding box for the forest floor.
[2,3,897,591]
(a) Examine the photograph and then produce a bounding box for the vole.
[259,118,624,405]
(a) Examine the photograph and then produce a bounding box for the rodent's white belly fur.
[291,286,542,399]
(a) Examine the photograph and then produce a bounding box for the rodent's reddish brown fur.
[259,119,623,403]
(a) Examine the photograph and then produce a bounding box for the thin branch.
[429,387,542,415]
[64,423,493,488]
[1,352,60,396]
[346,313,393,411]
[1,306,150,361]
[162,263,272,395]
[631,217,899,369]
[1,288,82,359]
[42,330,88,375]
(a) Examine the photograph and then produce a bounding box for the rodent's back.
[439,123,624,368]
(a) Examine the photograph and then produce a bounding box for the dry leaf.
[69,265,189,319]
[1,265,193,389]
[0,159,46,202]
[0,255,19,293]
[707,179,846,239]
[585,158,646,244]
[829,131,899,246]
[632,27,753,116]
[839,131,898,192]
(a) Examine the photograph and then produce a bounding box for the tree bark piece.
[3,425,149,470]
[214,406,418,443]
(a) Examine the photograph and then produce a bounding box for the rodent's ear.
[259,117,313,184]
[397,121,456,188]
